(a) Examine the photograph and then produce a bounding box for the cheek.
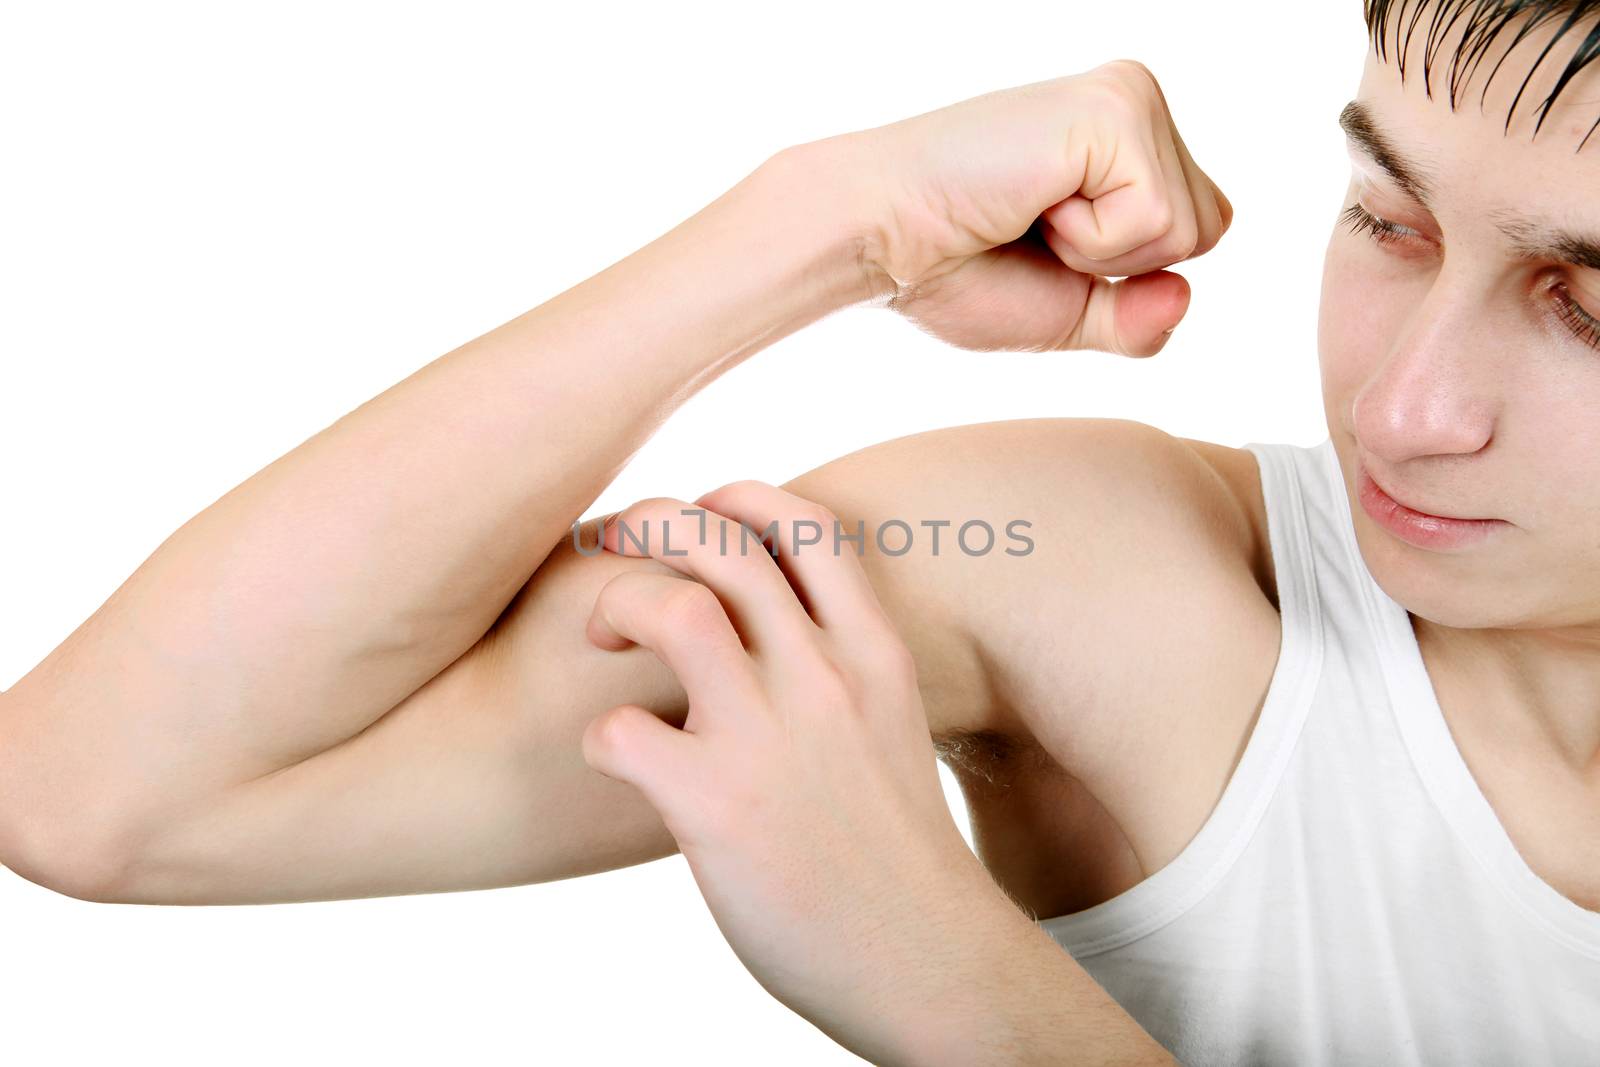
[1521,405,1600,532]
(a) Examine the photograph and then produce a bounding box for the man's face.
[1318,17,1600,630]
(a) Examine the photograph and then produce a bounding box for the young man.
[2,1,1597,1062]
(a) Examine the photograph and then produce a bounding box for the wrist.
[757,133,900,310]
[874,876,1042,1065]
[869,861,1171,1067]
[558,131,898,402]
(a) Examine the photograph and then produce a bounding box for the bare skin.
[0,59,1230,908]
[3,8,1599,1057]
[0,58,1232,1062]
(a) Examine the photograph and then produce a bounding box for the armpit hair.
[931,726,1060,793]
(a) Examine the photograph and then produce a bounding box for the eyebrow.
[1339,99,1600,272]
[1338,100,1440,206]
[1492,214,1600,271]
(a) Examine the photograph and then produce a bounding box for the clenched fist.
[820,60,1233,355]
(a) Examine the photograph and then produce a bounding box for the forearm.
[838,856,1174,1066]
[2,135,888,853]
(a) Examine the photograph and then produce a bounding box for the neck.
[1413,613,1600,779]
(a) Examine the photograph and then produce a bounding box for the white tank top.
[1034,435,1600,1065]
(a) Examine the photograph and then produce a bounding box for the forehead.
[1352,13,1600,211]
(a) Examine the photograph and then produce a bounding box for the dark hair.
[1363,1,1600,148]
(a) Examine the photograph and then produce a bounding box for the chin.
[1352,522,1545,631]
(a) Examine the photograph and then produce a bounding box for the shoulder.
[784,415,1264,568]
[777,416,1278,744]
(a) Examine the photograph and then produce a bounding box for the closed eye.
[1340,202,1425,248]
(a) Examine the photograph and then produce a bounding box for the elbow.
[0,694,145,903]
[1,806,140,904]
[7,820,141,904]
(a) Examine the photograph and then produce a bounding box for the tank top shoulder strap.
[1241,439,1326,627]
[1260,436,1378,629]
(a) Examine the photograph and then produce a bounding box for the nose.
[1350,265,1502,465]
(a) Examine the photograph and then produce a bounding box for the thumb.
[581,703,698,808]
[1063,269,1190,357]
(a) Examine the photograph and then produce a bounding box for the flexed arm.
[0,141,884,894]
[0,62,1230,903]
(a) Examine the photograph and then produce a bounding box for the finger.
[1054,269,1191,357]
[691,480,893,636]
[581,702,700,823]
[1137,75,1233,259]
[1137,111,1202,266]
[1047,117,1200,279]
[601,496,818,653]
[1166,121,1231,257]
[1182,172,1223,261]
[587,569,766,725]
[1041,115,1169,265]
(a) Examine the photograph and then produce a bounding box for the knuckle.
[1100,58,1159,97]
[1173,220,1200,259]
[724,479,773,499]
[660,581,725,633]
[1093,81,1143,123]
[804,656,854,704]
[714,771,773,838]
[634,495,685,516]
[1071,71,1136,119]
[701,480,771,520]
[1144,196,1176,239]
[797,500,838,531]
[832,626,918,691]
[693,483,738,514]
[617,496,684,535]
[1109,57,1154,80]
[589,704,636,753]
[596,570,644,608]
[874,636,920,686]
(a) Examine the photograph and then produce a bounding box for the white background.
[1,1,1357,1063]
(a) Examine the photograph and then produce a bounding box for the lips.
[1354,456,1510,552]
[1361,465,1488,522]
